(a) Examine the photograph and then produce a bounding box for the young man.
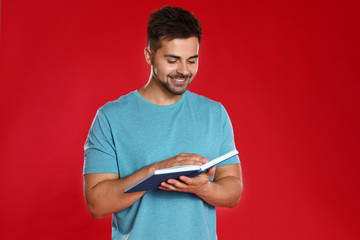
[84,6,243,240]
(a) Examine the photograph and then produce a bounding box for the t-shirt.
[84,90,240,240]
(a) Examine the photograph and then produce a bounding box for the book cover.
[124,150,239,193]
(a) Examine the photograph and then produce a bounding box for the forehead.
[156,37,199,57]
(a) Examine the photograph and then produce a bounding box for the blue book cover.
[125,150,239,193]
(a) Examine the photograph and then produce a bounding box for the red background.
[1,0,359,239]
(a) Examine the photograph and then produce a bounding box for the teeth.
[174,78,185,82]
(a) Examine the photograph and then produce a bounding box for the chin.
[167,89,186,95]
[162,83,189,96]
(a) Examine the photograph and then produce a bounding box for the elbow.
[227,202,238,209]
[92,214,105,220]
[226,196,241,208]
[228,182,243,208]
[87,204,104,219]
[88,205,106,220]
[89,210,105,220]
[86,198,106,220]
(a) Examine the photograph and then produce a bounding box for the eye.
[188,60,196,64]
[166,58,177,64]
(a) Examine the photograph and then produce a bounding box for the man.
[84,6,243,240]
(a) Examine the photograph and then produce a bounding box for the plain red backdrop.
[0,0,359,239]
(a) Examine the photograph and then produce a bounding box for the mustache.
[168,74,192,79]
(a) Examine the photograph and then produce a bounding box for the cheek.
[190,64,198,75]
[162,65,178,75]
[154,65,171,76]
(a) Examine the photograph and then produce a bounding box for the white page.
[200,150,239,171]
[155,165,200,174]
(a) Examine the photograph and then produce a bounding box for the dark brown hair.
[147,6,202,53]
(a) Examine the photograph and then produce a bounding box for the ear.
[144,47,152,65]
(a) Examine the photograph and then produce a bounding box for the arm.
[84,165,153,219]
[84,153,208,219]
[159,163,243,208]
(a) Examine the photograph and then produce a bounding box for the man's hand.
[159,163,243,208]
[154,153,215,195]
[152,153,209,170]
[158,166,216,194]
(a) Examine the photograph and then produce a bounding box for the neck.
[138,76,183,106]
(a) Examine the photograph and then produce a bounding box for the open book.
[124,150,239,193]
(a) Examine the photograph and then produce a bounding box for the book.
[124,150,240,193]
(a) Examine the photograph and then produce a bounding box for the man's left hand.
[158,166,216,194]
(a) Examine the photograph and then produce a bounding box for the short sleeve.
[83,109,119,174]
[216,104,240,166]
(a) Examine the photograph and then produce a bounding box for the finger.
[159,180,186,192]
[167,179,188,189]
[176,154,208,165]
[183,157,208,166]
[172,159,203,166]
[190,168,215,182]
[164,158,203,168]
[180,174,210,186]
[206,166,216,177]
[158,183,174,191]
[179,175,193,184]
[158,182,175,191]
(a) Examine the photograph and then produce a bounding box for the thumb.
[206,166,216,178]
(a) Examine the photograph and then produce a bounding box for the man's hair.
[147,6,202,53]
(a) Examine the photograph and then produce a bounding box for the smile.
[174,78,185,82]
[169,76,188,85]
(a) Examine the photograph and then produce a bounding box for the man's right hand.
[152,153,209,170]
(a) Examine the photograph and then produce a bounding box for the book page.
[200,150,239,171]
[155,165,200,174]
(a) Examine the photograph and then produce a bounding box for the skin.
[139,37,199,105]
[84,37,243,219]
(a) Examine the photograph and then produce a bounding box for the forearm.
[195,176,243,208]
[85,165,155,219]
[85,179,142,219]
[85,153,207,219]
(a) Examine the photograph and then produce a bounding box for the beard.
[155,73,192,95]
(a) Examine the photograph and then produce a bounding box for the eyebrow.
[164,54,199,60]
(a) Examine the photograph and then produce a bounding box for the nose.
[176,61,190,76]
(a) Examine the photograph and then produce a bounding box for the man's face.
[150,37,199,95]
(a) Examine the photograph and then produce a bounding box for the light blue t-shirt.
[84,90,240,240]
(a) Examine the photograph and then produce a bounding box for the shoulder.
[97,91,137,117]
[187,91,221,107]
[186,91,225,113]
